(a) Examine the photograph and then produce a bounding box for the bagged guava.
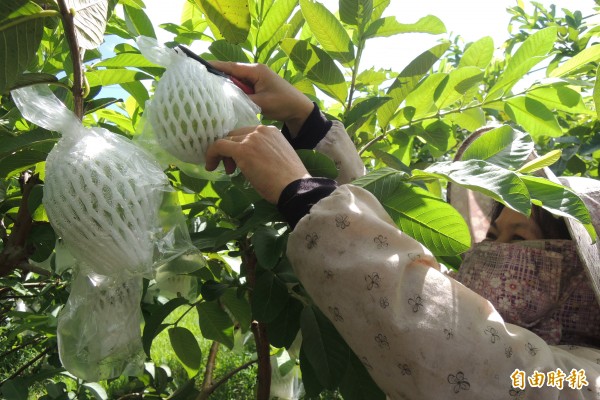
[57,272,145,382]
[137,36,260,164]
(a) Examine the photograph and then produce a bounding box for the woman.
[205,61,600,399]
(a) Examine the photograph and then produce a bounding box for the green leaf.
[550,43,600,77]
[168,327,202,378]
[296,149,338,179]
[404,72,446,119]
[197,300,235,349]
[7,72,58,91]
[459,36,494,68]
[268,298,303,348]
[345,97,390,128]
[371,149,411,173]
[520,175,595,240]
[435,66,484,109]
[142,297,189,355]
[0,129,59,156]
[460,125,534,169]
[124,3,155,38]
[518,150,561,173]
[86,69,153,87]
[504,96,562,138]
[0,16,45,94]
[364,15,445,39]
[209,40,251,62]
[256,0,297,50]
[443,107,485,131]
[252,226,285,270]
[96,53,161,68]
[0,0,29,22]
[221,288,251,332]
[339,0,373,27]
[527,85,594,115]
[121,81,150,109]
[416,160,531,215]
[352,167,408,199]
[280,38,348,103]
[375,182,471,255]
[300,0,355,64]
[487,27,557,100]
[595,65,600,120]
[377,42,450,128]
[338,351,385,400]
[196,0,250,44]
[251,270,289,323]
[70,0,110,49]
[0,149,47,178]
[0,378,28,400]
[300,306,349,389]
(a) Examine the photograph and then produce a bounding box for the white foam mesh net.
[146,56,236,164]
[43,131,168,276]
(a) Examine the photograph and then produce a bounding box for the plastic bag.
[11,85,203,380]
[57,272,145,382]
[137,36,260,165]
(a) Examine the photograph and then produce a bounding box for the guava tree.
[0,0,598,399]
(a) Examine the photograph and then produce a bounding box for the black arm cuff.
[277,178,338,229]
[282,103,332,150]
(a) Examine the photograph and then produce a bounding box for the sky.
[142,0,600,73]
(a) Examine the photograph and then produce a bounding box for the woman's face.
[485,207,544,243]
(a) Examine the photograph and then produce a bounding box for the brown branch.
[56,0,84,119]
[0,174,40,277]
[241,239,271,400]
[0,336,44,359]
[201,341,220,391]
[1,346,52,384]
[196,358,259,400]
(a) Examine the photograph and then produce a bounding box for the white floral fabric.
[287,124,600,399]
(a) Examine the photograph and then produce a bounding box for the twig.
[241,239,271,400]
[195,358,259,400]
[1,346,52,384]
[56,0,84,119]
[201,341,220,391]
[16,263,52,277]
[0,336,44,359]
[0,174,40,277]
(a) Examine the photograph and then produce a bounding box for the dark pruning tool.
[176,45,255,95]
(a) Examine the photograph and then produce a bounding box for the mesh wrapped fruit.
[138,36,260,164]
[13,85,169,277]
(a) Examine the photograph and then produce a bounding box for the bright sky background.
[142,0,600,73]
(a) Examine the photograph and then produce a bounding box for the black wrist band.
[277,178,338,229]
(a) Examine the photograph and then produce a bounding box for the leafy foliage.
[1,0,599,399]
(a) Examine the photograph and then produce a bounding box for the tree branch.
[56,0,84,119]
[241,239,271,400]
[201,341,220,391]
[1,346,52,384]
[196,358,259,400]
[0,173,40,277]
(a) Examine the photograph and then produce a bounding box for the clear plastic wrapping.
[137,36,260,165]
[11,85,203,381]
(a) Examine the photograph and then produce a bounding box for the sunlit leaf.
[459,125,534,169]
[339,0,372,28]
[487,27,557,100]
[518,150,561,173]
[435,66,484,109]
[281,38,348,103]
[300,0,354,64]
[86,69,153,87]
[364,15,445,39]
[521,175,595,239]
[256,0,297,51]
[377,42,450,128]
[527,85,594,115]
[459,36,494,68]
[504,96,562,138]
[209,40,251,62]
[196,0,250,44]
[550,43,600,77]
[66,0,110,49]
[414,160,531,215]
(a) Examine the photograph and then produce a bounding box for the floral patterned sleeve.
[286,184,600,400]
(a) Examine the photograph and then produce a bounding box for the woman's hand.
[210,61,314,137]
[205,125,311,204]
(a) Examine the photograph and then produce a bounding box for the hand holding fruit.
[210,61,314,137]
[205,125,310,204]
